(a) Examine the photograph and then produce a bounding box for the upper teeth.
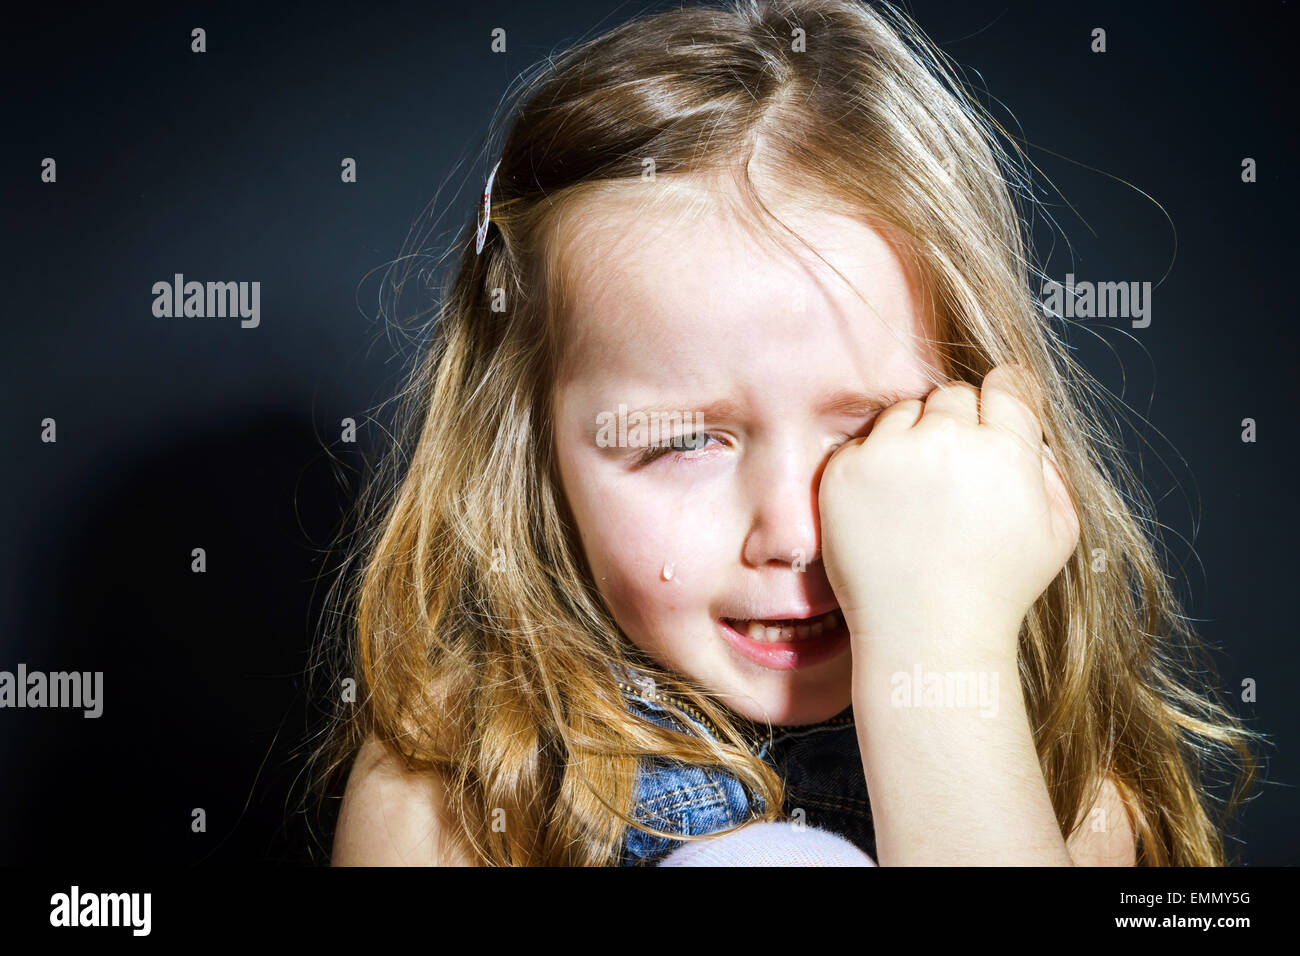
[732,609,841,643]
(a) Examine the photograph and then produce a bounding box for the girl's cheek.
[578,470,732,631]
[589,528,719,639]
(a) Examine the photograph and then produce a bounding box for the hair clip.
[475,160,502,255]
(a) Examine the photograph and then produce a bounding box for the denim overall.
[610,663,877,865]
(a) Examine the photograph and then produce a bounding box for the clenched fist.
[818,364,1080,664]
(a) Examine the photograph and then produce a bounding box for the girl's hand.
[818,365,1080,664]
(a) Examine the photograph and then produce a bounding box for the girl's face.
[552,177,940,726]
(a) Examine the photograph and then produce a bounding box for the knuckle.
[933,379,977,399]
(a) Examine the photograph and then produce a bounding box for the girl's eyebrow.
[817,386,925,417]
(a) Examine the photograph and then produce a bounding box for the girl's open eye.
[634,431,722,465]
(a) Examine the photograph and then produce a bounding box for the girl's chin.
[737,700,853,728]
[714,675,854,728]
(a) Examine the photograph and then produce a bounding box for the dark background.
[2,0,1294,865]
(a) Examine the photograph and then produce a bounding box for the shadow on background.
[3,410,362,865]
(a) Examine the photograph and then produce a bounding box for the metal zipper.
[617,680,855,756]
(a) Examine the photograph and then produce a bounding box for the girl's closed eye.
[633,426,865,467]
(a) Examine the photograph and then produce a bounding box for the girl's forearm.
[851,636,1074,866]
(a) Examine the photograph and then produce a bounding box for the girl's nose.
[740,451,824,570]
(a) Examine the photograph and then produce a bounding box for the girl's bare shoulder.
[331,732,478,866]
[1066,773,1137,866]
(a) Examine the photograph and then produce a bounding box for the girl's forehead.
[554,191,930,380]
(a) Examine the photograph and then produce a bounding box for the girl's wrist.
[850,650,1022,719]
[845,613,1024,674]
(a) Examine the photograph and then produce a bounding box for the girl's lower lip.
[716,616,852,671]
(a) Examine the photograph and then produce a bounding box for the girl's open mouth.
[721,608,843,642]
[717,611,851,671]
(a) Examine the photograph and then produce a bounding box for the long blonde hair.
[302,0,1260,865]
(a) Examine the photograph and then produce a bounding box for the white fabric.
[657,820,877,867]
